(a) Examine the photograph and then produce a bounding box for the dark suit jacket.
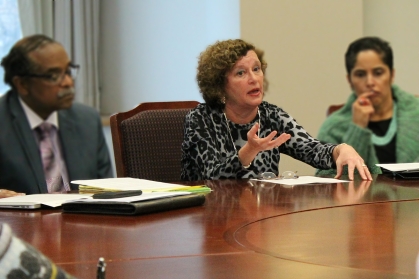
[0,90,113,194]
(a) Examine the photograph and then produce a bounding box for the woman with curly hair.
[181,39,372,181]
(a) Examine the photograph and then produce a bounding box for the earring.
[221,96,226,104]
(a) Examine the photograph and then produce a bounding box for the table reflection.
[349,202,395,270]
[334,180,372,205]
[0,176,418,278]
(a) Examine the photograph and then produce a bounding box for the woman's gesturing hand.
[238,123,291,167]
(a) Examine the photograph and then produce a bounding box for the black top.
[368,118,396,163]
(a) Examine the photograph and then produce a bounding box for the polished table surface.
[1,174,419,279]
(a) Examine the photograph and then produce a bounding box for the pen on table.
[97,257,106,279]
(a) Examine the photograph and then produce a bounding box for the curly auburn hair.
[196,39,268,108]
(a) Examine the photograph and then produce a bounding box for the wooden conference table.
[1,174,419,279]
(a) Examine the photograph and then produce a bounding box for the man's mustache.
[57,88,75,99]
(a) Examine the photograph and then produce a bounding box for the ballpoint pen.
[97,257,106,279]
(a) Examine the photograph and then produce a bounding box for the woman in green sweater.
[317,37,419,175]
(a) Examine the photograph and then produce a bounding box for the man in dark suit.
[0,34,112,194]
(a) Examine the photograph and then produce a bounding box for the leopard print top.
[181,101,336,181]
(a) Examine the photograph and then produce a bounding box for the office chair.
[326,104,344,117]
[110,101,199,182]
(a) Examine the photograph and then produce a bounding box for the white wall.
[363,0,419,96]
[99,0,240,115]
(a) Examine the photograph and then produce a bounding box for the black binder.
[377,163,419,180]
[62,194,206,215]
[390,171,419,180]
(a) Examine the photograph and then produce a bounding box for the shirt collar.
[18,96,59,130]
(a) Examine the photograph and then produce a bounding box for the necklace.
[223,108,260,153]
[371,102,397,146]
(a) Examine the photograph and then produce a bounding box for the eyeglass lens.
[258,171,298,180]
[280,171,298,179]
[53,66,78,85]
[66,66,79,79]
[259,172,277,179]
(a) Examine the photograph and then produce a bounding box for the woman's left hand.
[333,144,373,180]
[238,123,291,166]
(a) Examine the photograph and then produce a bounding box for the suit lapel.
[58,109,79,182]
[9,93,47,192]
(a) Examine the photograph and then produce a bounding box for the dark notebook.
[377,163,419,179]
[389,171,419,180]
[62,194,206,215]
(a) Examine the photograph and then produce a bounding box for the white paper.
[251,176,349,186]
[0,194,92,208]
[66,192,191,204]
[376,163,419,172]
[71,177,188,192]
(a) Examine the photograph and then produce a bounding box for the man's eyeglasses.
[21,64,80,85]
[257,171,299,180]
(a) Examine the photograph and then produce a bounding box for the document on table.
[0,194,92,209]
[72,177,211,193]
[376,163,419,172]
[252,176,349,186]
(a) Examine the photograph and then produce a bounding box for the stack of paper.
[71,178,211,194]
[251,176,349,186]
[65,178,210,215]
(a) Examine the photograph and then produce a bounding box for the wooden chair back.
[110,101,199,181]
[326,104,344,116]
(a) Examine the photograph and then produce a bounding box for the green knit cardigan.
[316,85,419,175]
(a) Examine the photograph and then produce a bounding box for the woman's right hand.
[0,189,25,198]
[352,92,375,128]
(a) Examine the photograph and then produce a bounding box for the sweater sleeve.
[316,112,382,175]
[272,106,335,170]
